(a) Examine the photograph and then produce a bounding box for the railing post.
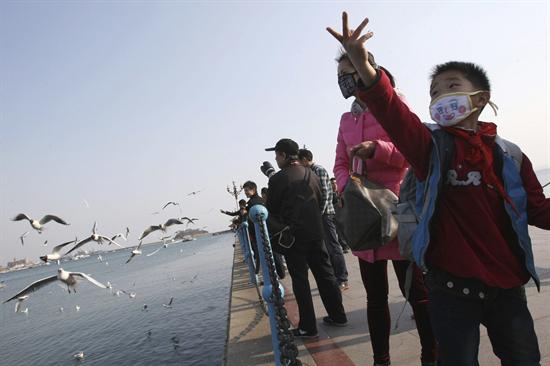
[249,205,284,366]
[236,222,258,285]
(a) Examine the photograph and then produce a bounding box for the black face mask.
[338,73,357,99]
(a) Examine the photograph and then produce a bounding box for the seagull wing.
[136,240,144,250]
[164,219,184,227]
[39,215,69,225]
[71,272,107,288]
[139,226,160,240]
[3,275,58,303]
[125,227,130,238]
[100,236,123,248]
[52,238,78,255]
[169,297,174,306]
[64,237,93,256]
[125,254,135,264]
[12,213,32,222]
[146,248,161,257]
[162,202,176,210]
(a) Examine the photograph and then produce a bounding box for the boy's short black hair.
[330,177,336,182]
[261,187,268,195]
[298,148,313,161]
[243,181,257,191]
[238,199,247,206]
[431,61,491,91]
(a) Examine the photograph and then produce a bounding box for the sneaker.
[322,316,348,327]
[339,282,350,291]
[290,328,319,339]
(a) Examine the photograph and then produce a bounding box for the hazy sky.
[1,1,548,264]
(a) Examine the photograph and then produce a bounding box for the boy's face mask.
[429,91,498,127]
[338,73,357,99]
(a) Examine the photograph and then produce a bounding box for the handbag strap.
[348,116,367,178]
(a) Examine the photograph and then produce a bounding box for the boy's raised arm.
[327,12,432,179]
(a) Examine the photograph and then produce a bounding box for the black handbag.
[335,153,399,251]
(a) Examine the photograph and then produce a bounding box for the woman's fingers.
[326,27,343,43]
[351,17,369,39]
[358,31,374,44]
[342,11,349,39]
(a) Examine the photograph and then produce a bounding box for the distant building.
[7,258,33,269]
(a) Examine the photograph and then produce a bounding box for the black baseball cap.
[265,138,299,156]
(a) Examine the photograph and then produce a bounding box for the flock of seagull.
[2,199,202,317]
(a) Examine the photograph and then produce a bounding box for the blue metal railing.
[249,205,285,366]
[235,221,258,285]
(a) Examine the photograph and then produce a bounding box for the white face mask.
[429,91,498,127]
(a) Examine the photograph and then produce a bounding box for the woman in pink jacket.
[333,53,437,366]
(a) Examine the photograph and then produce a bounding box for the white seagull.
[39,238,78,263]
[162,297,174,308]
[111,233,128,242]
[2,268,107,304]
[19,231,29,246]
[14,295,29,313]
[126,240,144,264]
[65,222,123,256]
[73,352,84,361]
[139,219,185,240]
[162,201,180,210]
[12,213,69,233]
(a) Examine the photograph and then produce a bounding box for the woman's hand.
[350,141,377,160]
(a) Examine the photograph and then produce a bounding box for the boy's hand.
[327,12,378,87]
[350,141,377,160]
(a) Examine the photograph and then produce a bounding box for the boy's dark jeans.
[426,268,540,366]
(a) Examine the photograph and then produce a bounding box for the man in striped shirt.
[299,148,349,290]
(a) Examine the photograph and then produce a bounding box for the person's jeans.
[359,259,437,365]
[426,269,540,366]
[322,214,348,283]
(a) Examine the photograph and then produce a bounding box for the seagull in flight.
[187,190,202,196]
[39,238,78,263]
[111,233,128,242]
[19,231,29,246]
[65,222,123,256]
[162,201,180,210]
[12,213,69,233]
[2,268,106,305]
[162,297,174,308]
[179,217,199,226]
[139,219,185,240]
[126,240,144,264]
[14,295,29,313]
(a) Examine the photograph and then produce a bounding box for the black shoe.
[290,328,319,339]
[322,316,348,327]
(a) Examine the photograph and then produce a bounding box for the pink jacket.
[333,107,408,263]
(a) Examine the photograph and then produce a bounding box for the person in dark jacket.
[265,138,347,338]
[243,180,285,279]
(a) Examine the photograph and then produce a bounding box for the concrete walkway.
[226,228,550,365]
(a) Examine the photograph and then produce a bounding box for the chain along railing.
[236,221,259,286]
[249,205,302,366]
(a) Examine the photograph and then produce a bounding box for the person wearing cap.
[333,51,437,366]
[265,138,347,339]
[298,148,350,291]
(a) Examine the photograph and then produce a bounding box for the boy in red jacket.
[328,12,550,366]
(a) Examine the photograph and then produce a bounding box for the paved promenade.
[225,227,550,366]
